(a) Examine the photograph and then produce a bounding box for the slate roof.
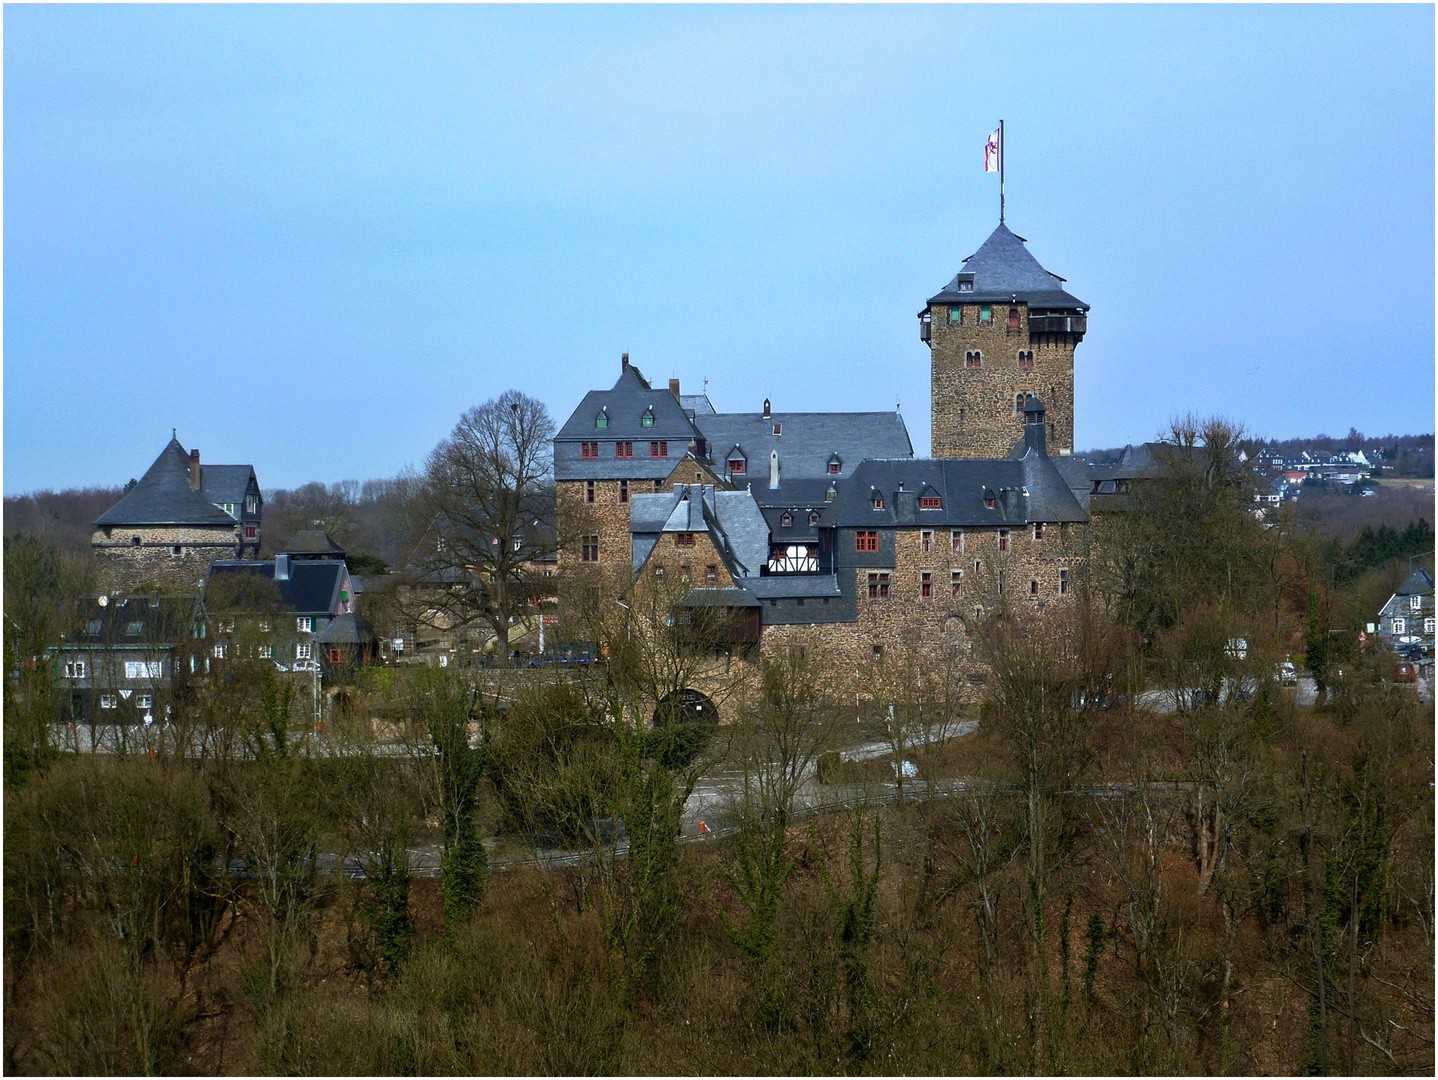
[821,451,1086,528]
[681,586,761,608]
[199,465,258,516]
[282,530,347,557]
[1396,568,1435,597]
[207,559,348,617]
[94,439,241,527]
[554,362,704,481]
[695,411,914,485]
[926,224,1087,310]
[680,394,716,416]
[315,612,378,645]
[746,575,843,600]
[629,485,771,580]
[62,595,198,648]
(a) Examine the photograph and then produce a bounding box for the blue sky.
[5,4,1433,492]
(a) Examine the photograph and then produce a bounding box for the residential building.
[1376,568,1435,659]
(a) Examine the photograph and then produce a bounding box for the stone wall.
[929,303,1077,459]
[91,524,249,594]
[556,479,635,573]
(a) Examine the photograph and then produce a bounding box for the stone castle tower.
[921,223,1087,459]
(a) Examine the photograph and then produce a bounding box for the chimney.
[621,352,630,371]
[1022,396,1048,455]
[669,378,681,402]
[769,449,780,490]
[189,449,201,490]
[762,398,771,419]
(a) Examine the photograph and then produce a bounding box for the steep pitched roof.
[1396,568,1435,597]
[199,465,258,514]
[927,224,1087,310]
[282,530,347,557]
[696,411,914,485]
[207,559,348,617]
[94,438,239,527]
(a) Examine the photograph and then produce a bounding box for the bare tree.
[404,391,556,658]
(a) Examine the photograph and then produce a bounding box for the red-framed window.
[1008,306,1021,330]
[675,532,696,548]
[872,494,884,510]
[581,441,599,459]
[581,535,599,562]
[855,530,879,553]
[984,494,996,508]
[650,441,668,458]
[951,530,964,554]
[966,350,982,368]
[951,570,963,598]
[728,457,746,475]
[615,441,634,459]
[921,530,933,554]
[245,526,258,539]
[920,496,942,509]
[998,530,1010,552]
[867,572,890,599]
[921,572,933,599]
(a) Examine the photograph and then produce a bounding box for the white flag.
[984,127,1001,173]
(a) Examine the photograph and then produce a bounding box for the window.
[213,643,227,659]
[1059,569,1070,595]
[979,305,992,324]
[654,565,665,579]
[132,536,142,546]
[998,530,1010,552]
[1008,306,1020,330]
[64,661,86,679]
[296,617,312,634]
[675,533,696,548]
[974,558,982,575]
[921,572,933,599]
[650,440,668,458]
[872,644,884,661]
[125,621,145,636]
[921,530,933,554]
[329,648,342,664]
[1029,579,1039,596]
[965,350,982,368]
[100,693,118,710]
[137,694,152,709]
[586,480,595,503]
[948,305,963,324]
[641,410,655,428]
[221,502,235,517]
[706,565,717,584]
[871,494,884,510]
[867,572,891,599]
[259,644,273,659]
[619,479,629,503]
[1018,349,1034,368]
[1015,394,1028,415]
[920,496,942,509]
[680,565,691,581]
[1411,595,1422,611]
[951,570,963,598]
[296,643,312,660]
[653,479,663,492]
[828,461,841,474]
[581,535,599,562]
[809,511,821,525]
[596,412,608,429]
[246,495,259,515]
[615,441,634,459]
[124,661,162,679]
[796,597,804,606]
[856,530,879,553]
[780,512,793,528]
[1392,618,1406,635]
[1060,522,1070,543]
[984,494,996,509]
[728,457,746,475]
[245,526,258,539]
[171,545,184,557]
[951,530,964,554]
[581,441,599,459]
[1426,617,1435,635]
[1033,522,1045,541]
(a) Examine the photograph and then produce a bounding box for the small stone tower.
[921,224,1087,459]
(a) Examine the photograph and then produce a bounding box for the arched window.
[1008,306,1020,330]
[1018,349,1034,368]
[965,350,982,368]
[1015,394,1027,414]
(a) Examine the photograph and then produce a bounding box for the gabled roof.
[61,594,199,648]
[926,224,1087,310]
[200,465,259,514]
[315,612,378,645]
[94,438,242,527]
[207,559,348,617]
[696,411,914,484]
[1396,568,1435,597]
[629,485,770,581]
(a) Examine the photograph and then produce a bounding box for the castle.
[554,221,1094,668]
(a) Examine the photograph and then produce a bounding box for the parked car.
[1275,660,1298,686]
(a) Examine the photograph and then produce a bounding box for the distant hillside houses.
[1249,447,1376,502]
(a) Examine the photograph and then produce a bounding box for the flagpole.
[999,119,1005,225]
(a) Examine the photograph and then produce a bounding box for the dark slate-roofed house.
[1376,567,1434,660]
[92,436,262,593]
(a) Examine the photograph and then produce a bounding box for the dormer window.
[595,411,608,429]
[773,423,782,436]
[641,407,655,428]
[871,493,884,510]
[984,493,996,509]
[809,511,820,525]
[920,496,942,509]
[828,453,842,475]
[728,456,746,475]
[780,512,793,528]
